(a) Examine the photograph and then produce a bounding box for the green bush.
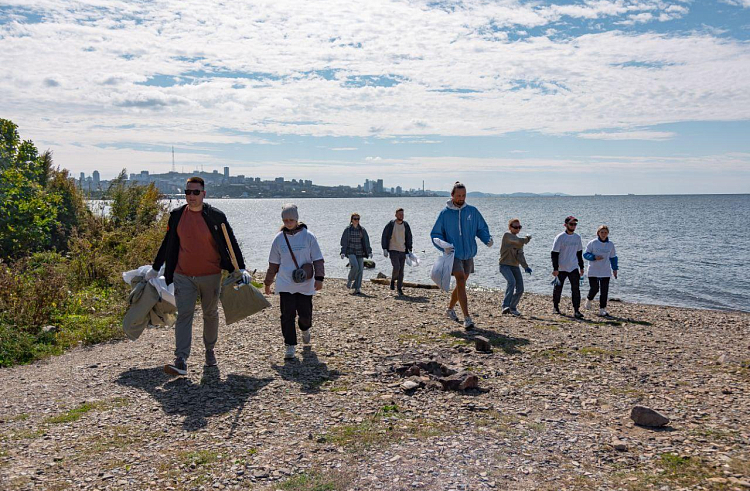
[0,118,167,367]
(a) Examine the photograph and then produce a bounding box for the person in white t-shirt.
[264,204,325,360]
[584,225,619,317]
[551,216,585,319]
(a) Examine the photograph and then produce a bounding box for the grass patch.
[1,413,29,423]
[280,470,352,491]
[532,324,559,331]
[617,453,726,490]
[533,348,569,362]
[179,449,221,467]
[44,398,128,425]
[579,346,621,357]
[319,406,442,452]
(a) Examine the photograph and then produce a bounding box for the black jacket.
[381,219,413,253]
[153,204,245,285]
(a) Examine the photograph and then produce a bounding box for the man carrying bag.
[147,176,252,376]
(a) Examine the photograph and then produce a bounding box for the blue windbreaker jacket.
[430,200,492,260]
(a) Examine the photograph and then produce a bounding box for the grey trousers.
[389,250,406,289]
[173,273,222,360]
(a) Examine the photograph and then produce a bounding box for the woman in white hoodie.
[583,225,619,317]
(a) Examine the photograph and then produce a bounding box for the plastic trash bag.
[405,252,421,267]
[220,270,271,325]
[122,275,176,341]
[122,265,175,307]
[430,238,454,292]
[551,277,562,287]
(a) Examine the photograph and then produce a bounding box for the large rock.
[439,371,479,391]
[475,336,492,353]
[630,406,670,427]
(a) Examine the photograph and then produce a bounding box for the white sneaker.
[301,329,311,345]
[599,308,609,317]
[463,316,475,330]
[446,308,459,323]
[284,344,295,359]
[510,309,522,316]
[585,299,593,310]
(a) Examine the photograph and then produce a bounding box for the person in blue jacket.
[430,182,493,330]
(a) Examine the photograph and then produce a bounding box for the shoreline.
[1,279,748,490]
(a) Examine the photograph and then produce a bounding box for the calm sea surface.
[165,195,749,312]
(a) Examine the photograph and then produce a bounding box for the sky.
[1,0,749,195]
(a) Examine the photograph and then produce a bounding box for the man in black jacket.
[146,177,249,375]
[381,208,413,296]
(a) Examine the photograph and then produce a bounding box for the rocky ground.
[1,277,748,491]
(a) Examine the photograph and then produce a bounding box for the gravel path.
[1,278,748,491]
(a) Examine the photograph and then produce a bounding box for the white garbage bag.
[122,265,176,307]
[405,252,421,267]
[430,238,454,292]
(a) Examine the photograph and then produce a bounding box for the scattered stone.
[630,406,670,427]
[611,438,628,451]
[439,371,479,391]
[474,336,492,353]
[401,380,421,392]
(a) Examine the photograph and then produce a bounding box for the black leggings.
[552,269,581,311]
[279,292,312,346]
[587,277,610,308]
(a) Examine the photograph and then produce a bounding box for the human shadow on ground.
[115,367,272,431]
[394,294,429,304]
[548,312,652,327]
[447,328,530,355]
[271,346,341,394]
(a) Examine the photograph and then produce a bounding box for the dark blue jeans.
[500,264,524,310]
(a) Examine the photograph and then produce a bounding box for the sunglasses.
[568,222,578,226]
[352,217,360,221]
[184,189,202,196]
[511,224,522,230]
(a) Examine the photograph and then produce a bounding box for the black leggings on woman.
[587,277,610,308]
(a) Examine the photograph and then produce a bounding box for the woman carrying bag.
[339,213,372,295]
[264,204,325,360]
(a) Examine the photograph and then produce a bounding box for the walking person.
[381,208,413,296]
[430,182,493,330]
[264,204,325,360]
[340,213,372,295]
[148,176,251,376]
[551,216,585,319]
[499,218,532,316]
[584,225,619,317]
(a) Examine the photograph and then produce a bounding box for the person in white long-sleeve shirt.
[583,225,619,317]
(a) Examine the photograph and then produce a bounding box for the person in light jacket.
[583,225,619,317]
[499,218,532,316]
[340,213,372,295]
[264,204,325,360]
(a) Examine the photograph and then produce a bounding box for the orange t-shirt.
[175,208,222,277]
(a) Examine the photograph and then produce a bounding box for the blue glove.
[551,277,561,287]
[239,269,252,285]
[525,267,532,274]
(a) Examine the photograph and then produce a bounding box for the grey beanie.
[281,203,299,220]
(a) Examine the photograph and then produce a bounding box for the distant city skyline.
[2,1,749,195]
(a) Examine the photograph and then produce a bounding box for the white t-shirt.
[269,228,324,295]
[585,238,617,278]
[551,231,583,273]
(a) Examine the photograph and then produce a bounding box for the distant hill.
[432,191,569,197]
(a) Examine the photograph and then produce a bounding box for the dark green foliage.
[0,118,166,367]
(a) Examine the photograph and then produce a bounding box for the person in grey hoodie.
[499,218,532,316]
[340,213,372,295]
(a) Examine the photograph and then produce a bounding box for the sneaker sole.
[164,364,187,376]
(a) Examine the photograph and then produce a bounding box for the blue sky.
[1,0,749,194]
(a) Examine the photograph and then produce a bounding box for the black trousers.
[279,292,312,346]
[587,277,610,308]
[389,250,407,289]
[553,269,581,311]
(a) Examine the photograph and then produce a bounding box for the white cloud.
[722,0,750,7]
[578,130,677,140]
[0,0,748,177]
